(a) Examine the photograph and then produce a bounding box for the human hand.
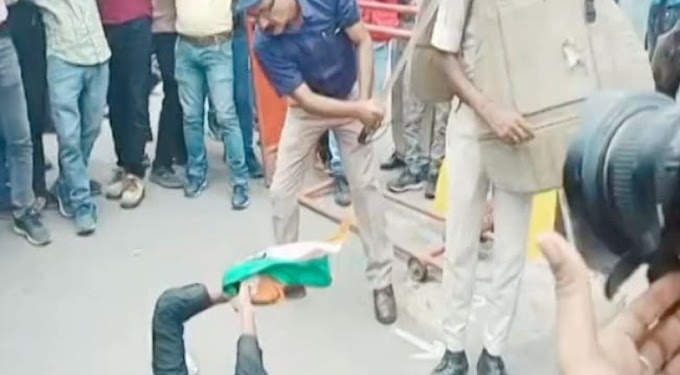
[539,232,680,375]
[481,102,534,145]
[356,99,385,130]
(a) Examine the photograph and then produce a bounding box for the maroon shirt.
[98,0,152,25]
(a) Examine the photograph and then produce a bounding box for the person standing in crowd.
[239,0,398,325]
[6,0,54,211]
[386,97,449,200]
[30,0,110,236]
[0,0,51,245]
[232,10,265,180]
[99,0,153,209]
[149,0,187,190]
[175,0,251,210]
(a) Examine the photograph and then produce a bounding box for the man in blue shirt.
[237,0,397,324]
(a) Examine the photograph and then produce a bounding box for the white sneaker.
[105,167,128,200]
[120,175,145,209]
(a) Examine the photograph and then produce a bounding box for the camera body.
[563,91,680,298]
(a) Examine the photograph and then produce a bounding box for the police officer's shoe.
[431,350,469,375]
[334,176,351,207]
[380,152,405,170]
[477,349,507,375]
[373,285,397,325]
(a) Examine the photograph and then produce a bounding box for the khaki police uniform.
[431,0,534,356]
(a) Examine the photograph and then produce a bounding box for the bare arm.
[433,51,493,123]
[345,21,375,100]
[291,84,363,118]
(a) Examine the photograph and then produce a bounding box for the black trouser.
[152,33,186,170]
[104,17,153,178]
[7,2,49,196]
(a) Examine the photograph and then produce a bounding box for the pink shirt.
[98,0,152,25]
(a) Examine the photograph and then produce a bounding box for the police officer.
[236,0,397,325]
[427,0,535,374]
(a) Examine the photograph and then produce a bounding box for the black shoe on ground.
[380,152,405,171]
[232,184,250,210]
[425,173,438,200]
[477,349,507,375]
[184,178,207,198]
[431,350,469,375]
[387,170,424,193]
[150,167,185,189]
[90,179,102,197]
[333,176,351,207]
[283,285,307,299]
[373,285,397,325]
[13,209,51,246]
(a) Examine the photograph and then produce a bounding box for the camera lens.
[563,91,680,298]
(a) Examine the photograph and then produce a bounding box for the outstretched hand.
[539,233,680,375]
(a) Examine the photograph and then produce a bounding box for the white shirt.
[175,0,233,37]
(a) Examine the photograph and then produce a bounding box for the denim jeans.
[327,42,390,178]
[47,56,108,210]
[175,37,248,187]
[105,17,152,178]
[8,1,49,196]
[153,32,186,169]
[0,36,35,217]
[232,19,259,165]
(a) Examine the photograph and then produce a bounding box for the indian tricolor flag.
[222,222,351,304]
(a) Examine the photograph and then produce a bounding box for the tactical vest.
[412,0,653,193]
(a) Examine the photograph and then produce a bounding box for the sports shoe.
[387,170,424,193]
[120,175,146,209]
[184,178,207,198]
[231,184,250,210]
[150,167,185,189]
[13,209,51,246]
[56,181,74,218]
[75,204,97,236]
[105,167,128,200]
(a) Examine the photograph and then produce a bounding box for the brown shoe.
[120,175,145,209]
[373,285,397,325]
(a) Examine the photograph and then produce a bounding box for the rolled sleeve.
[337,0,361,29]
[430,0,468,53]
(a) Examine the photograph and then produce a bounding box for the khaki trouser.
[442,105,533,356]
[270,104,393,290]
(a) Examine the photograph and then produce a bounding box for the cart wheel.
[408,257,428,282]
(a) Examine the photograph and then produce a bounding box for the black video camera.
[563,91,680,299]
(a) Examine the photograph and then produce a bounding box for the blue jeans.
[328,42,390,178]
[0,36,34,217]
[175,37,247,187]
[47,56,108,210]
[232,21,258,166]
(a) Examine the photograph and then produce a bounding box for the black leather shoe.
[380,152,405,171]
[373,285,397,325]
[477,349,507,375]
[431,350,469,375]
